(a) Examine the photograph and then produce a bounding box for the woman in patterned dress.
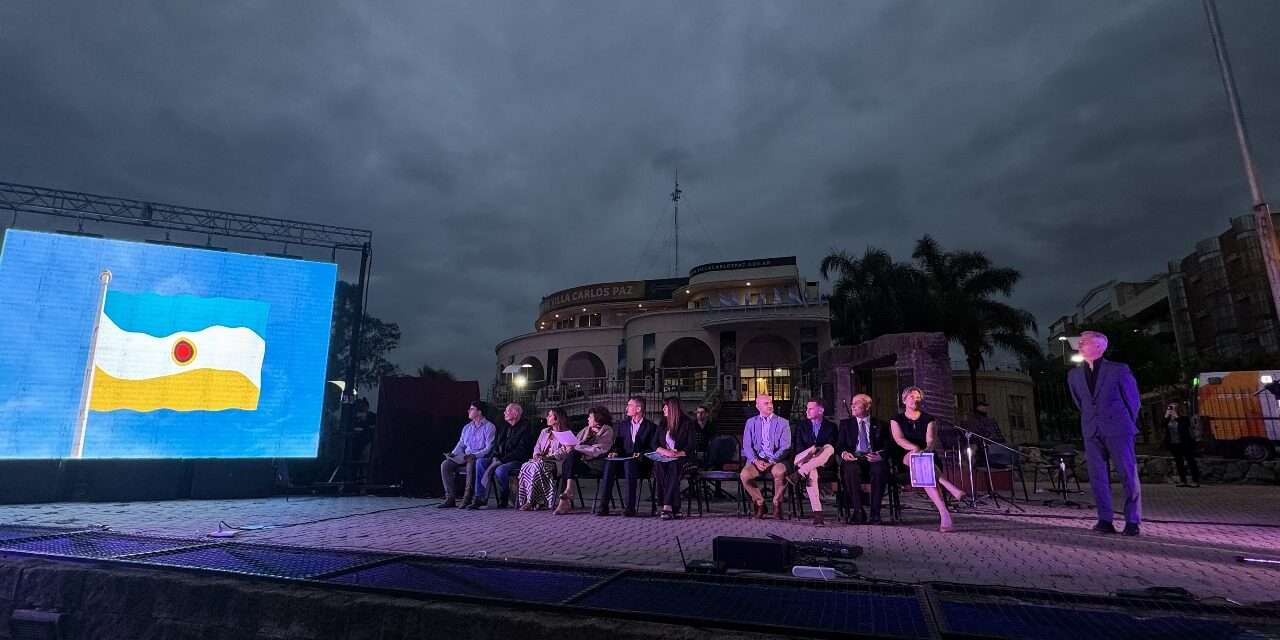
[517,407,571,511]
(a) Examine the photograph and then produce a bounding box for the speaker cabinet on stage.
[370,377,480,497]
[712,536,794,572]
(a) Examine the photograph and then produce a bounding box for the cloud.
[2,0,1279,386]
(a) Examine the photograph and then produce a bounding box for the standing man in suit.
[791,399,839,526]
[838,394,889,524]
[1068,331,1143,536]
[594,396,657,517]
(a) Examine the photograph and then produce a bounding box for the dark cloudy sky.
[3,2,1279,385]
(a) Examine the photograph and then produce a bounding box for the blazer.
[1067,358,1140,439]
[614,418,658,456]
[492,418,535,464]
[573,423,615,459]
[836,416,890,457]
[792,417,839,454]
[656,415,697,457]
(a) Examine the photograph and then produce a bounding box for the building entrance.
[739,367,797,401]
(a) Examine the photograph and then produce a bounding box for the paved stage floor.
[0,482,1276,606]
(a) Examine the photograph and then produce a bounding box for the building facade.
[1046,275,1176,361]
[494,257,831,404]
[1169,213,1280,364]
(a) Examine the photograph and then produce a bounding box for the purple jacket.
[1067,359,1140,439]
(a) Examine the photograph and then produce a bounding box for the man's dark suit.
[792,417,839,454]
[596,417,657,515]
[836,415,889,522]
[1068,358,1142,525]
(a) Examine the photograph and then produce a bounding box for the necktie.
[858,419,869,453]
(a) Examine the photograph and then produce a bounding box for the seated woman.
[518,408,571,511]
[652,396,696,520]
[554,406,616,515]
[890,387,966,532]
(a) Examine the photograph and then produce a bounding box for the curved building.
[495,257,831,403]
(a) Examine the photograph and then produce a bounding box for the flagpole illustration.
[72,270,112,459]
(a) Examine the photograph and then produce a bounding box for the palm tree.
[416,364,456,381]
[911,236,1041,412]
[820,248,930,344]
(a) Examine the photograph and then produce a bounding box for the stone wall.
[1038,450,1280,485]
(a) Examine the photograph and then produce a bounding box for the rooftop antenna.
[670,171,682,277]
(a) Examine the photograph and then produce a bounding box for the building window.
[1008,395,1028,439]
[555,318,575,330]
[956,393,986,417]
[577,313,601,328]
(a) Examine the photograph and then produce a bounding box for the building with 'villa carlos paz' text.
[494,257,830,411]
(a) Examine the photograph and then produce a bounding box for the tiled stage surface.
[0,482,1276,606]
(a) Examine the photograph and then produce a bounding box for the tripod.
[953,426,1026,512]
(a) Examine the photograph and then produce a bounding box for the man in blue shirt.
[738,394,793,519]
[438,400,496,508]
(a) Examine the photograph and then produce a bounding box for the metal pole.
[1203,0,1280,323]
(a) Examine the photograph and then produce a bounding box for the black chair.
[699,435,743,514]
[975,444,1030,502]
[1033,445,1083,495]
[833,457,902,523]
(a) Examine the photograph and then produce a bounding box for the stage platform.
[0,483,1277,638]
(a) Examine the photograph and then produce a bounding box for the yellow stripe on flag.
[89,367,261,413]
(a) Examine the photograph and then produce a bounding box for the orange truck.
[1194,370,1280,461]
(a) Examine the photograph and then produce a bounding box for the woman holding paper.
[517,408,572,511]
[890,387,965,532]
[553,406,616,515]
[652,396,696,520]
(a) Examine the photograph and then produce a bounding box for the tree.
[820,247,930,345]
[416,364,456,380]
[911,236,1041,413]
[327,281,402,390]
[1077,318,1182,392]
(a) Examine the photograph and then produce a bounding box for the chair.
[1033,445,1083,495]
[975,444,1030,502]
[698,436,743,514]
[833,457,903,523]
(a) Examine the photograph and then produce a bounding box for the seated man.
[791,399,838,526]
[469,403,533,509]
[438,400,496,508]
[694,405,716,466]
[837,394,889,524]
[738,394,792,519]
[595,396,656,517]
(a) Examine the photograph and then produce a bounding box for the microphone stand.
[952,425,1026,512]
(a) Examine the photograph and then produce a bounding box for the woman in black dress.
[890,386,966,532]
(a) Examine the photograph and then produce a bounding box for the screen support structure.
[0,181,374,482]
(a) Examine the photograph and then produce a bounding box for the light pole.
[1203,0,1280,325]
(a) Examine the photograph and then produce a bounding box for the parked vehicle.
[1193,370,1280,461]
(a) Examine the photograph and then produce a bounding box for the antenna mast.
[670,171,682,276]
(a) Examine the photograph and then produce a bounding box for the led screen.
[0,229,337,458]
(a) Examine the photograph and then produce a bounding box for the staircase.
[714,400,793,435]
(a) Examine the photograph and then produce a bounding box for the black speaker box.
[712,536,794,572]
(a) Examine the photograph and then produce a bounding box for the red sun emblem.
[172,339,196,365]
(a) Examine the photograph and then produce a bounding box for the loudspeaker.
[712,536,794,572]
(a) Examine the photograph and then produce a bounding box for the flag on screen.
[88,291,269,412]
